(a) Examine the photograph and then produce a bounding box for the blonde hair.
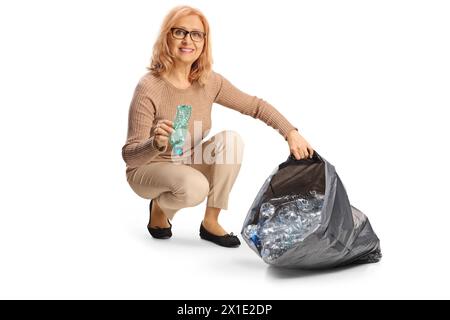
[147,5,213,87]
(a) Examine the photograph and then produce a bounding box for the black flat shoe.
[199,221,241,248]
[147,199,172,239]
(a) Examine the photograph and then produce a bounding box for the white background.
[0,0,449,299]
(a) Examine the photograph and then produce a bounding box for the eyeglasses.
[170,27,206,42]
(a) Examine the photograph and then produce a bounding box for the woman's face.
[168,15,205,67]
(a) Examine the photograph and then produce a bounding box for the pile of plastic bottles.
[243,190,324,262]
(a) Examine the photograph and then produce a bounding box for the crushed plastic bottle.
[245,190,324,262]
[259,202,276,220]
[169,104,192,156]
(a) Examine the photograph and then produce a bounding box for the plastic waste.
[241,151,382,269]
[169,104,192,156]
[244,191,324,263]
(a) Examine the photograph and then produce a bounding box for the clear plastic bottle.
[169,104,192,156]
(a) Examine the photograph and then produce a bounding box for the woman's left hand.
[287,129,315,160]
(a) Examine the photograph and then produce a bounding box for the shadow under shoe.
[199,222,241,248]
[147,199,172,239]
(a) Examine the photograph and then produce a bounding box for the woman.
[121,5,314,248]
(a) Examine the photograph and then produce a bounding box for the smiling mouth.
[179,48,195,54]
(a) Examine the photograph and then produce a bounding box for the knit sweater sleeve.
[212,72,298,141]
[121,77,167,167]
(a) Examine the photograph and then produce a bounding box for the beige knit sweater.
[122,70,298,174]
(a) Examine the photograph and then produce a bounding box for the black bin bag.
[241,151,382,269]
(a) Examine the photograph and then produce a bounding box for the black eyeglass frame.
[170,27,206,42]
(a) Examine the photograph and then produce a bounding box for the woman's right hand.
[153,119,174,149]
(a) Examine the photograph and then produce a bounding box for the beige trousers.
[126,130,244,220]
